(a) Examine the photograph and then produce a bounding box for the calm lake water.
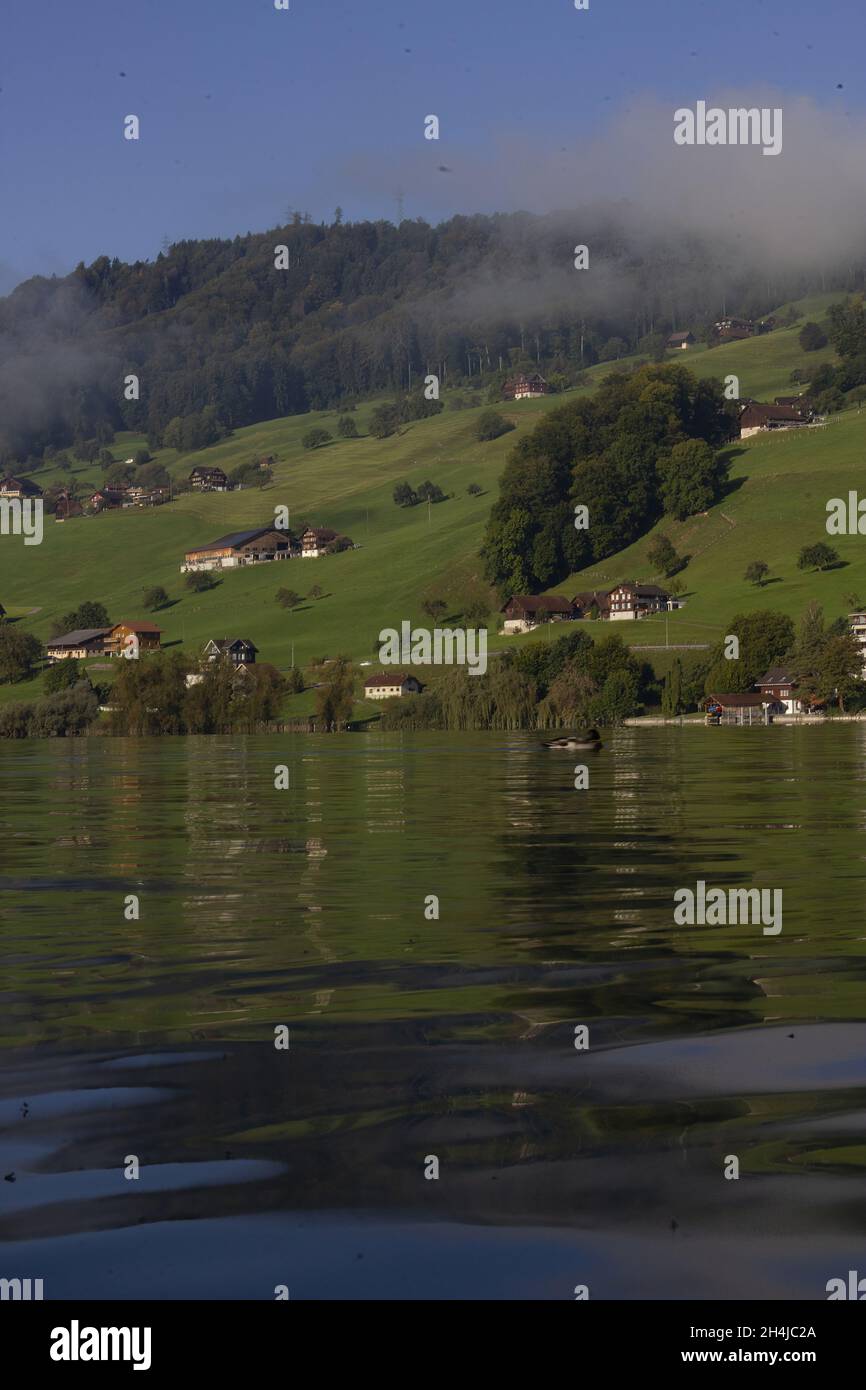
[2,727,866,1299]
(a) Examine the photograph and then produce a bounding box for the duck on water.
[543,729,602,750]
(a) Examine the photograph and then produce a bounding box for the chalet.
[301,527,353,558]
[704,692,776,725]
[189,466,229,492]
[181,526,294,572]
[666,332,695,350]
[755,666,806,715]
[713,317,753,342]
[501,595,575,634]
[0,476,43,499]
[739,402,811,438]
[571,589,611,620]
[503,372,549,400]
[607,582,668,620]
[203,637,258,666]
[363,671,423,700]
[104,621,163,658]
[46,628,110,661]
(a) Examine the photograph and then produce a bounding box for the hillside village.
[2,290,866,727]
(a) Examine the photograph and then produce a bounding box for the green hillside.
[0,394,558,707]
[0,292,859,711]
[557,408,866,651]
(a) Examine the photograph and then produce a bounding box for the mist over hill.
[0,202,863,464]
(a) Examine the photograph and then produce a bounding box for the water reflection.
[2,728,866,1297]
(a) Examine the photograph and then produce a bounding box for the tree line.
[482,363,736,595]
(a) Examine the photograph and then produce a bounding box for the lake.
[2,726,866,1299]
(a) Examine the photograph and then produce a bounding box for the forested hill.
[0,208,862,462]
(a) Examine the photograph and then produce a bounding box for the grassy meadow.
[0,291,859,713]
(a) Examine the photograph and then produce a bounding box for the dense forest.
[482,362,737,594]
[1,208,862,465]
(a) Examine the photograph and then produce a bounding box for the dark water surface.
[2,727,866,1299]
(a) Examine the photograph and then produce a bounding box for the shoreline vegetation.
[3,592,863,737]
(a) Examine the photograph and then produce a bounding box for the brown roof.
[756,667,798,687]
[47,628,111,648]
[571,589,610,608]
[610,581,668,597]
[111,621,162,634]
[706,692,766,708]
[363,671,421,687]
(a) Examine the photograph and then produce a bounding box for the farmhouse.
[301,527,353,557]
[363,671,424,700]
[203,637,258,666]
[666,332,695,350]
[189,466,229,492]
[607,582,669,620]
[713,317,753,341]
[501,595,575,634]
[46,628,111,661]
[104,621,163,658]
[503,372,549,400]
[181,526,294,572]
[755,666,807,715]
[739,402,811,437]
[0,475,43,499]
[571,589,612,620]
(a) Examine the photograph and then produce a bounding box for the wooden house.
[755,666,805,715]
[301,527,352,557]
[571,589,611,620]
[203,637,258,666]
[363,671,423,700]
[666,332,695,350]
[501,595,575,634]
[739,402,811,437]
[607,582,668,620]
[189,466,229,492]
[503,373,549,400]
[104,621,163,658]
[713,317,754,342]
[0,475,43,499]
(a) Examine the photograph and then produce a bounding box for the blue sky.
[1,0,862,291]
